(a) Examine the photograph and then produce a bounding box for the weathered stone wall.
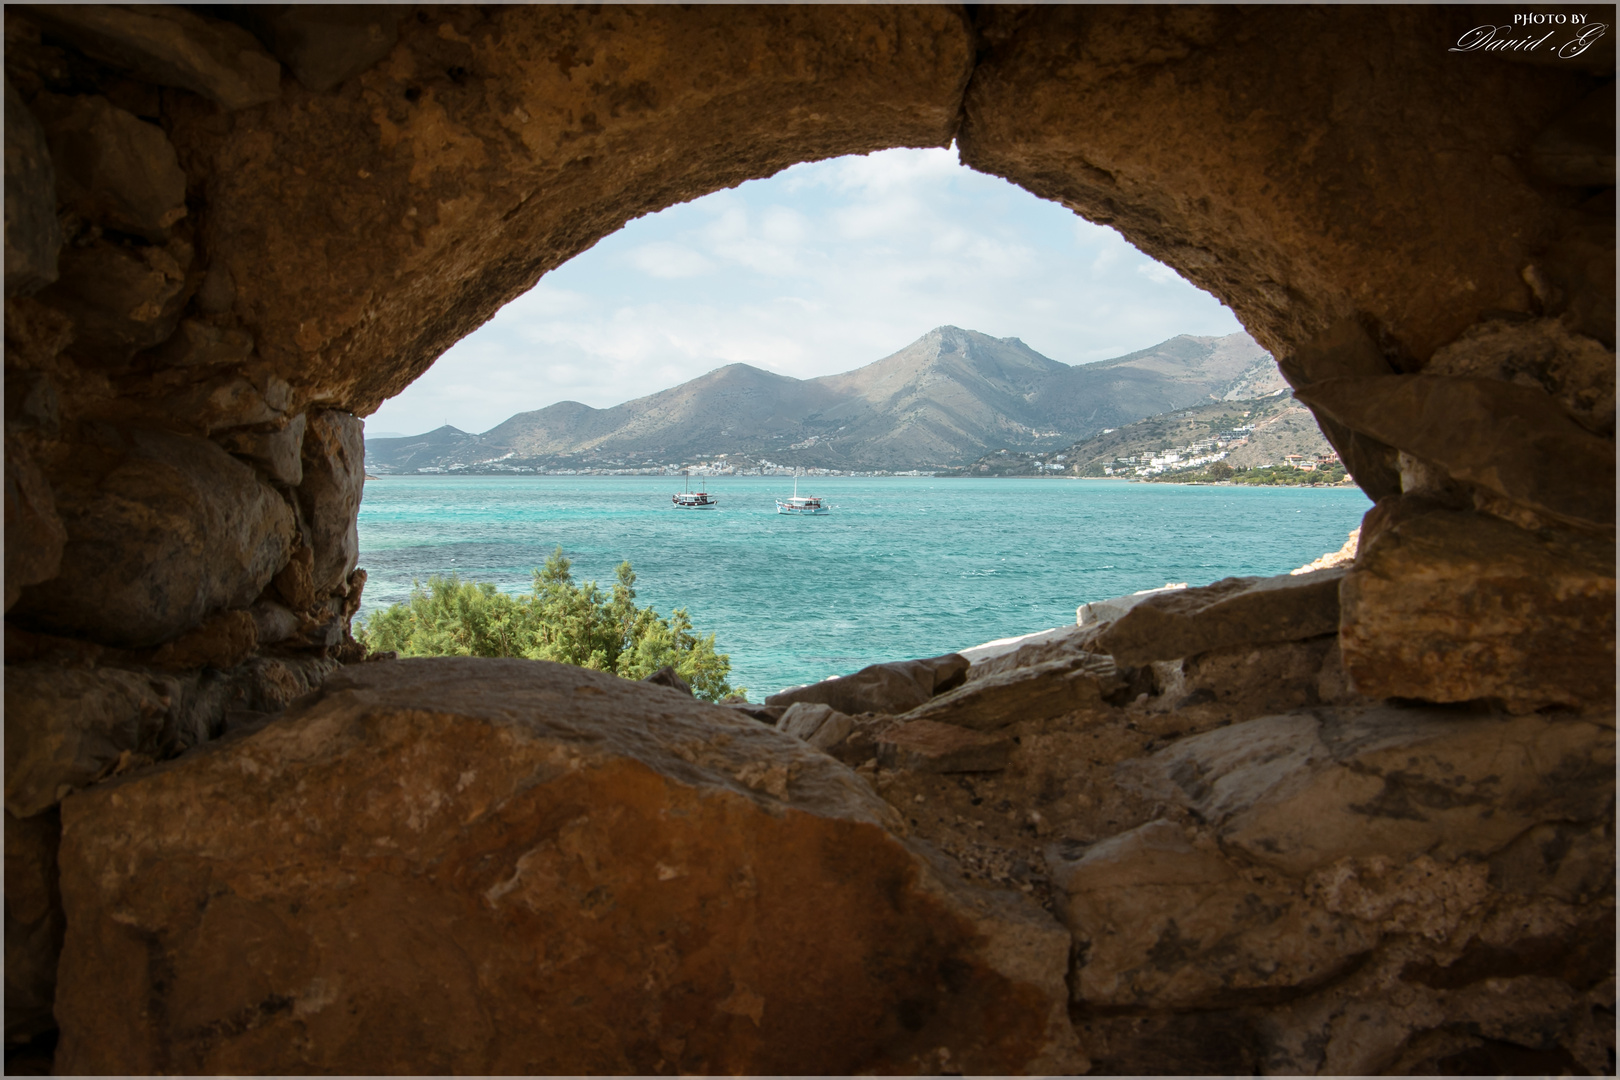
[3,4,1612,1074]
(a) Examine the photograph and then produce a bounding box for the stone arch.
[4,5,1613,1074]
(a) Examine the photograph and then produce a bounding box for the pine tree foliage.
[356,548,738,702]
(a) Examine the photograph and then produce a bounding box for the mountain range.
[365,326,1286,473]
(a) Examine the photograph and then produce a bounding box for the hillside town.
[404,454,930,478]
[1100,424,1255,476]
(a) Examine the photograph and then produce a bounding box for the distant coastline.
[365,326,1281,478]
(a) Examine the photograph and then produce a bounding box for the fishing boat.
[672,470,716,509]
[776,471,828,515]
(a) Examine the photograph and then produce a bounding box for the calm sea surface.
[356,476,1368,699]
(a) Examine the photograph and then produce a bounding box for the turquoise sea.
[355,476,1369,699]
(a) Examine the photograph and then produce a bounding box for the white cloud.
[367,147,1244,434]
[626,242,714,279]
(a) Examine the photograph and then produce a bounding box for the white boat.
[776,472,828,515]
[672,470,716,509]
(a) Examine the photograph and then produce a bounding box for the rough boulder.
[54,658,1081,1075]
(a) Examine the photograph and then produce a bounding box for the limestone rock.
[1339,505,1614,711]
[1424,316,1615,438]
[143,318,256,370]
[967,625,1114,683]
[217,412,305,486]
[145,371,292,434]
[1094,569,1344,665]
[32,92,188,241]
[1277,316,1399,386]
[297,410,364,594]
[1121,704,1615,879]
[271,543,317,611]
[1076,583,1186,628]
[247,600,300,646]
[776,701,857,752]
[4,434,67,611]
[40,237,192,362]
[1486,818,1615,905]
[23,5,281,111]
[11,426,295,648]
[231,5,404,93]
[1049,820,1371,1009]
[228,654,339,713]
[3,78,61,296]
[1295,374,1616,529]
[898,654,1118,732]
[765,652,969,715]
[147,609,258,671]
[1144,634,1359,731]
[639,664,692,696]
[723,702,785,726]
[54,658,1080,1074]
[3,664,176,818]
[877,719,1011,774]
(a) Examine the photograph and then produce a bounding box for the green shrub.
[357,548,740,702]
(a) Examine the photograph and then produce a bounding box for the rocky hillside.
[947,388,1333,477]
[1065,389,1335,475]
[366,327,1284,473]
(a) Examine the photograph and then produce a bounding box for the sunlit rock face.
[54,660,1080,1076]
[2,3,1613,1074]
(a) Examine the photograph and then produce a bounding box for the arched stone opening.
[4,5,1613,1074]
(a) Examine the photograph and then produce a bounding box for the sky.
[365,146,1245,438]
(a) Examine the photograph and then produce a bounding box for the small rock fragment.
[898,655,1117,732]
[143,318,255,370]
[217,413,306,486]
[248,599,301,646]
[147,609,258,671]
[766,652,969,714]
[1076,584,1186,629]
[231,5,404,92]
[1095,569,1344,665]
[877,719,1010,773]
[24,5,281,111]
[32,92,188,241]
[641,664,692,696]
[777,702,856,750]
[40,237,192,362]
